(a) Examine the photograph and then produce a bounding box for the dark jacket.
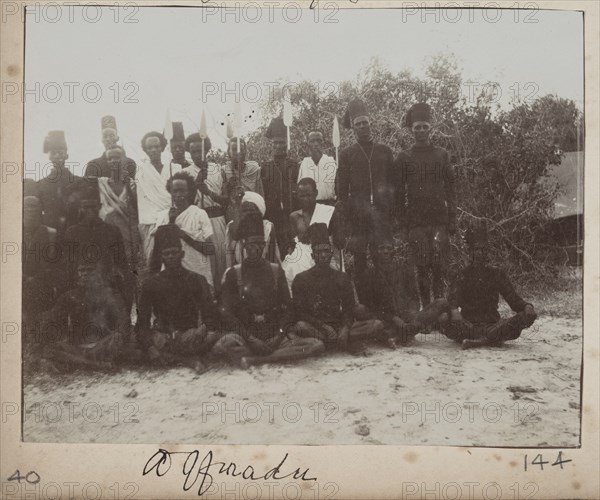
[261,157,300,221]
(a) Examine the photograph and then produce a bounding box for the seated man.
[356,230,449,346]
[136,224,220,371]
[40,262,128,371]
[215,214,324,368]
[293,223,384,352]
[442,222,537,349]
[282,177,344,294]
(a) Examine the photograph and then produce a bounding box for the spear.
[199,109,208,208]
[163,109,174,180]
[234,101,242,186]
[332,114,344,272]
[283,94,293,210]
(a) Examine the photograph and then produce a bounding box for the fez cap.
[405,102,432,128]
[342,98,369,129]
[43,130,67,153]
[101,115,117,132]
[309,223,330,246]
[154,224,182,252]
[171,122,186,143]
[265,117,287,140]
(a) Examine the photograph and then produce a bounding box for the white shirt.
[297,153,337,201]
[136,157,182,225]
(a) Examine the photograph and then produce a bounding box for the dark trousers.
[441,311,534,343]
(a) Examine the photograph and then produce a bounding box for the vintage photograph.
[20,5,583,447]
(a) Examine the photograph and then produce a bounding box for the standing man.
[215,214,325,368]
[297,131,337,206]
[293,223,384,351]
[170,122,191,169]
[335,99,395,277]
[152,172,215,290]
[183,133,229,288]
[442,222,537,349]
[137,131,182,261]
[85,115,137,178]
[136,224,219,370]
[36,130,85,238]
[394,102,457,306]
[262,116,300,256]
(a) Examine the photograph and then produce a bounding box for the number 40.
[524,451,572,471]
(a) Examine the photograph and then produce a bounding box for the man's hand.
[450,308,463,322]
[168,206,179,224]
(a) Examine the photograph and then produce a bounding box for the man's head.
[100,115,119,150]
[24,196,42,230]
[406,103,432,145]
[166,171,195,210]
[141,131,167,163]
[297,177,318,210]
[307,131,324,157]
[309,223,332,267]
[186,133,212,167]
[79,180,101,224]
[374,240,395,267]
[170,122,187,163]
[241,191,266,219]
[106,146,125,173]
[43,131,68,168]
[77,262,99,288]
[343,99,371,142]
[241,213,265,263]
[227,137,247,163]
[155,224,184,270]
[266,117,288,159]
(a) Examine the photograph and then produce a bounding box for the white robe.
[297,154,337,201]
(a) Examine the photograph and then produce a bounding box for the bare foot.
[240,357,252,369]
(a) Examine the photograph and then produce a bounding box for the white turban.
[242,191,266,217]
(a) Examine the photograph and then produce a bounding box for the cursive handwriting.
[143,449,317,496]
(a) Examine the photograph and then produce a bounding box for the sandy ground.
[22,314,582,447]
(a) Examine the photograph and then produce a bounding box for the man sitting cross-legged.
[215,213,325,369]
[292,223,385,353]
[356,229,450,347]
[136,224,221,371]
[441,221,538,349]
[40,262,128,372]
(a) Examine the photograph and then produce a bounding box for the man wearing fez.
[224,137,264,223]
[297,131,337,206]
[293,223,384,351]
[85,115,137,178]
[261,116,300,256]
[441,222,537,349]
[356,227,450,346]
[137,131,182,261]
[151,171,215,289]
[23,196,61,331]
[183,133,229,287]
[335,99,395,277]
[137,224,220,370]
[40,261,128,372]
[170,122,191,169]
[36,130,84,237]
[63,179,134,314]
[394,102,457,306]
[215,213,325,368]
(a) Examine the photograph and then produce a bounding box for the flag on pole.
[225,116,235,141]
[163,109,173,141]
[332,115,340,151]
[199,110,208,159]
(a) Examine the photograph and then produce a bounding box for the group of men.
[23,100,538,372]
